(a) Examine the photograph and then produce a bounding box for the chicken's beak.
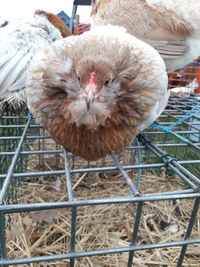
[84,72,97,111]
[85,90,95,111]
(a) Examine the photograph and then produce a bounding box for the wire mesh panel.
[0,107,29,204]
[74,23,91,35]
[0,95,200,266]
[168,58,200,94]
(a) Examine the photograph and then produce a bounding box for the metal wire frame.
[0,95,200,266]
[168,57,200,93]
[70,0,91,32]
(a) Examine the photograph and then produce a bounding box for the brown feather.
[43,11,71,37]
[26,26,168,161]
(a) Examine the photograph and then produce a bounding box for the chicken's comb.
[34,10,46,15]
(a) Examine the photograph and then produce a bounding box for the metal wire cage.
[1,16,200,265]
[168,58,200,94]
[70,0,91,32]
[0,92,200,266]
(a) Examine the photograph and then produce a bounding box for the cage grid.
[0,94,200,266]
[168,59,200,94]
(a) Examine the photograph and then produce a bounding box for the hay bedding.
[6,140,200,267]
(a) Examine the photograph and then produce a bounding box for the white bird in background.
[26,25,169,160]
[90,0,200,71]
[170,78,198,96]
[0,10,71,109]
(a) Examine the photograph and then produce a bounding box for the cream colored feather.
[0,15,62,107]
[91,0,200,71]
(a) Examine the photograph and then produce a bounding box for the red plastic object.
[73,24,91,35]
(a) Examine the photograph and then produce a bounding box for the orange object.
[168,57,200,94]
[195,64,200,93]
[74,24,91,35]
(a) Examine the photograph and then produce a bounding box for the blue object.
[28,110,32,119]
[150,104,200,143]
[57,11,71,26]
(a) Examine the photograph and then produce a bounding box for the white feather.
[0,15,63,105]
[91,0,200,71]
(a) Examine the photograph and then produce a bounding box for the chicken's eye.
[77,76,81,82]
[104,80,109,86]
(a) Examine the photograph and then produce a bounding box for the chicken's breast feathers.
[26,25,169,160]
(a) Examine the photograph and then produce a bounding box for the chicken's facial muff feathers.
[26,26,169,161]
[34,55,119,131]
[70,55,118,129]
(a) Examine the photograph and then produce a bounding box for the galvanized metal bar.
[70,3,77,32]
[143,189,195,197]
[0,125,41,128]
[63,148,77,267]
[128,143,200,149]
[0,238,200,266]
[167,101,200,111]
[145,136,200,186]
[0,163,165,179]
[177,197,200,267]
[1,141,198,156]
[0,149,63,156]
[172,161,200,186]
[111,153,139,196]
[0,212,7,260]
[0,160,199,180]
[0,135,50,140]
[0,116,28,119]
[1,130,199,140]
[0,116,31,204]
[70,207,77,267]
[63,148,74,200]
[144,130,200,135]
[127,202,143,267]
[1,193,200,214]
[162,165,197,190]
[159,121,200,126]
[139,134,199,190]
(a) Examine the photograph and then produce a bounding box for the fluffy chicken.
[26,25,169,161]
[91,0,200,71]
[0,10,71,107]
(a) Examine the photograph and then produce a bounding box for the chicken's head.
[34,9,71,38]
[67,55,120,130]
